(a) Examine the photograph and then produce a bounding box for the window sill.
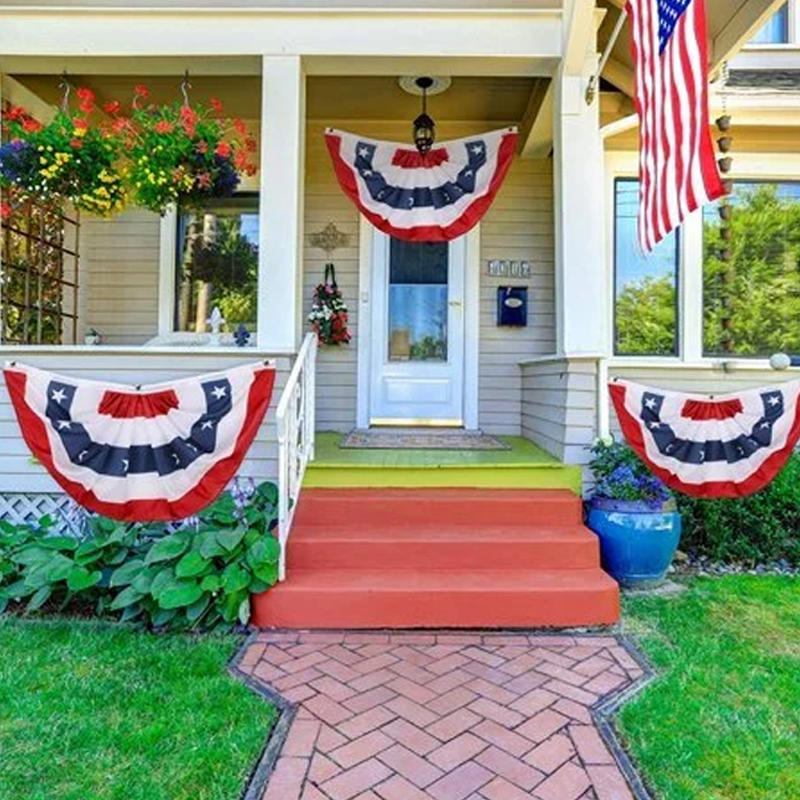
[607,356,784,371]
[0,344,295,357]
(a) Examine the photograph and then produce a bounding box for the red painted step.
[253,488,619,629]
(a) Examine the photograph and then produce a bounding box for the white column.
[553,58,607,356]
[257,55,306,351]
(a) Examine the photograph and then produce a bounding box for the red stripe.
[4,366,276,521]
[391,148,449,169]
[325,130,518,242]
[681,398,743,421]
[609,382,800,499]
[98,388,179,419]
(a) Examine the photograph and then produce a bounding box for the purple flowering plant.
[589,438,672,509]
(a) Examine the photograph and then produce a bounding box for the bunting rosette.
[610,379,800,498]
[324,127,518,242]
[4,362,275,521]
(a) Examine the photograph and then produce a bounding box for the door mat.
[340,429,510,450]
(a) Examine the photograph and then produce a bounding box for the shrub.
[0,481,280,629]
[677,453,800,565]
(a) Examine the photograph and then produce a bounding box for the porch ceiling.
[597,0,788,98]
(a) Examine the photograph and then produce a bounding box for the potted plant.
[586,438,682,589]
[84,327,101,345]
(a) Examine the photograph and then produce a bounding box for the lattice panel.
[0,493,87,534]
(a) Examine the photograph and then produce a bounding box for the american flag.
[627,0,725,252]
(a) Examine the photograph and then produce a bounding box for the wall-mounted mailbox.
[497,286,528,327]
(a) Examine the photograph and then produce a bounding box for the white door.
[369,232,465,425]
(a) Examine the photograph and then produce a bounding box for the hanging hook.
[181,70,192,107]
[58,71,72,113]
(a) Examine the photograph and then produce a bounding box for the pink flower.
[72,117,89,129]
[77,87,95,103]
[215,141,231,158]
[0,202,12,219]
[134,84,150,99]
[70,138,83,149]
[197,173,212,188]
[196,140,208,154]
[154,120,174,134]
[103,100,122,115]
[233,118,247,136]
[209,96,224,113]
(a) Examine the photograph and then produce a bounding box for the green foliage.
[615,274,678,355]
[0,482,280,629]
[677,453,800,565]
[704,184,800,356]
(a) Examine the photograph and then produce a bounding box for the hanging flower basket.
[117,85,258,215]
[0,89,126,217]
[309,264,351,346]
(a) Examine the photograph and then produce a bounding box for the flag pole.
[585,7,629,105]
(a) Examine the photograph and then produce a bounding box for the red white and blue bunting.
[4,362,275,522]
[324,127,518,242]
[610,379,800,498]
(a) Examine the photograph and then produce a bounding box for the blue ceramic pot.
[586,498,682,589]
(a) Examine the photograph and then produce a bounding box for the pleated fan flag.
[610,378,800,498]
[4,361,276,521]
[325,127,518,242]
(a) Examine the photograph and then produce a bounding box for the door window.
[388,239,448,361]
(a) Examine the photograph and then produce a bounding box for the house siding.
[0,351,290,494]
[521,357,598,465]
[303,120,557,434]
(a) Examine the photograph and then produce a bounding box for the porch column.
[257,55,306,351]
[553,33,607,355]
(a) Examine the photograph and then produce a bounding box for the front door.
[369,232,465,425]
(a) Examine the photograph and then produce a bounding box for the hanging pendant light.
[412,77,436,156]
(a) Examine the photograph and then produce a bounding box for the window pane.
[176,196,258,334]
[703,182,800,357]
[614,179,679,356]
[388,240,448,361]
[750,4,789,43]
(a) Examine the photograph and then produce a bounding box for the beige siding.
[81,209,161,345]
[521,357,598,465]
[0,350,289,493]
[303,120,556,434]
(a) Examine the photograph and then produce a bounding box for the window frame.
[605,150,800,370]
[612,177,681,358]
[748,2,791,45]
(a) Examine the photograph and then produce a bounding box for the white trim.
[356,216,373,429]
[157,208,177,336]
[463,225,480,430]
[680,210,703,363]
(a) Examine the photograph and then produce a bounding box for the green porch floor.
[306,433,581,492]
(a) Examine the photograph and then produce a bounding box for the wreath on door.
[308,263,351,346]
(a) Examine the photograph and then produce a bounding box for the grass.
[622,576,800,800]
[0,618,277,800]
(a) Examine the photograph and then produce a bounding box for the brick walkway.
[237,631,645,800]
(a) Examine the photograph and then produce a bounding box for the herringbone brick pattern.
[239,631,644,800]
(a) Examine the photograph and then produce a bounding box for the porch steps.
[252,488,619,629]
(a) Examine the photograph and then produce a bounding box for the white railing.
[276,332,318,581]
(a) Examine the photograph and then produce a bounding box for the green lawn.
[622,577,800,800]
[0,619,277,800]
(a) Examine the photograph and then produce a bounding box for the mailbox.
[497,286,528,327]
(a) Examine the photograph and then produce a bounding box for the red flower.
[179,106,198,125]
[70,138,83,149]
[79,100,94,114]
[77,87,95,103]
[111,117,130,133]
[234,150,248,170]
[102,100,122,115]
[134,83,150,99]
[154,120,174,134]
[209,96,224,113]
[6,106,26,121]
[245,136,257,152]
[0,202,12,219]
[73,117,89,129]
[21,118,42,132]
[215,141,232,158]
[233,118,247,136]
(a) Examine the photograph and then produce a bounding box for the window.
[613,179,680,356]
[1,192,80,345]
[750,3,790,44]
[703,181,800,357]
[175,195,258,334]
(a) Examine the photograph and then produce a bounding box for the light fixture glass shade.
[413,112,435,155]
